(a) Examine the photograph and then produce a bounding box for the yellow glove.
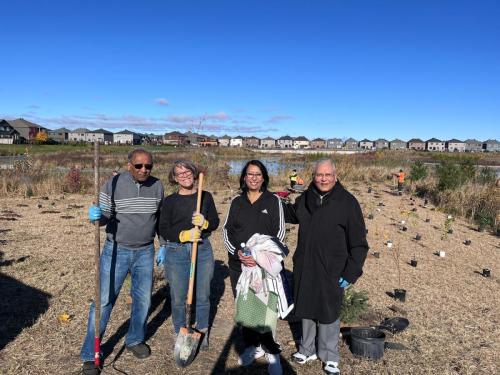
[179,227,202,243]
[192,212,209,230]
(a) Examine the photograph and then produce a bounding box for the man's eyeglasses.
[175,171,193,178]
[133,164,153,170]
[246,173,263,178]
[314,173,334,179]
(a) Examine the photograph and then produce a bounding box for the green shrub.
[459,158,476,183]
[436,162,462,191]
[410,161,428,181]
[340,288,369,323]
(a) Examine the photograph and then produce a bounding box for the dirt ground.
[0,181,498,375]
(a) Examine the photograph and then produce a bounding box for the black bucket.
[350,327,386,360]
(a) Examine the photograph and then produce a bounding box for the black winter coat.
[284,181,368,324]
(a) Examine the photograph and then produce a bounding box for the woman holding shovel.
[222,160,288,375]
[157,160,219,353]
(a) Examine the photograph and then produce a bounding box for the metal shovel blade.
[174,327,201,367]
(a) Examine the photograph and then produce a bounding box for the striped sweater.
[99,171,164,248]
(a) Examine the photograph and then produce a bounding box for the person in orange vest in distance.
[393,169,406,194]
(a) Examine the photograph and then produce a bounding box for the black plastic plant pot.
[402,226,408,231]
[410,259,417,267]
[368,214,374,220]
[425,218,430,223]
[350,327,386,361]
[464,240,471,246]
[373,252,380,258]
[368,187,372,193]
[415,234,422,241]
[394,289,406,302]
[482,268,491,278]
[448,229,453,234]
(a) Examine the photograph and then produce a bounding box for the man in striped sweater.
[80,149,164,375]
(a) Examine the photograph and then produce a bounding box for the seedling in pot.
[464,239,471,246]
[415,234,422,241]
[391,241,406,302]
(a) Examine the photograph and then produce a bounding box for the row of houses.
[1,118,499,152]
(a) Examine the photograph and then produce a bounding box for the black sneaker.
[82,361,101,375]
[126,342,151,359]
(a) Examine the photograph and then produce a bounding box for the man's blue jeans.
[80,240,154,362]
[164,239,214,333]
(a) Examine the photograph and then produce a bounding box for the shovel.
[93,141,101,367]
[174,172,204,367]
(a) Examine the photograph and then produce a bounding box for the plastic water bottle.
[241,242,251,256]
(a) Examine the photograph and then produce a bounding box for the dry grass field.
[0,179,498,375]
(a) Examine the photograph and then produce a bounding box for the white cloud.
[267,115,294,124]
[154,98,169,106]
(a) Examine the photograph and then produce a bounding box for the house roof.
[49,127,71,133]
[262,136,275,141]
[375,138,388,142]
[115,129,139,135]
[89,128,113,134]
[464,139,481,143]
[484,139,499,144]
[360,139,372,142]
[408,138,424,143]
[164,131,186,137]
[447,139,464,143]
[218,135,231,139]
[345,137,357,142]
[278,135,294,140]
[311,138,326,142]
[390,139,405,143]
[426,138,442,142]
[328,138,342,142]
[294,136,309,141]
[70,128,90,133]
[8,118,48,131]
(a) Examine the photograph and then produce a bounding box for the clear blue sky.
[1,0,499,141]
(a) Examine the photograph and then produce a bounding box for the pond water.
[226,157,305,176]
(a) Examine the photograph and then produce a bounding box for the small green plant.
[477,167,496,185]
[340,288,369,323]
[436,162,462,191]
[442,216,454,239]
[410,161,428,182]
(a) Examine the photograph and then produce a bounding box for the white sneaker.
[324,361,341,374]
[238,346,256,366]
[292,352,317,364]
[254,345,265,359]
[265,353,283,375]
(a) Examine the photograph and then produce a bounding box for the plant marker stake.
[93,141,101,367]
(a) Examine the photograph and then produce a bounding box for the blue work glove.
[88,205,102,222]
[156,246,167,267]
[339,277,350,289]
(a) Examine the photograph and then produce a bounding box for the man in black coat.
[284,158,368,375]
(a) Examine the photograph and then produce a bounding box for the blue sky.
[1,0,499,141]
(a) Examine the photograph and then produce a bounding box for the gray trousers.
[299,318,340,363]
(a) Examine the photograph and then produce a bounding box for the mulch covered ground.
[0,181,498,374]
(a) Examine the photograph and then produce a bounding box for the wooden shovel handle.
[186,173,204,306]
[93,141,101,366]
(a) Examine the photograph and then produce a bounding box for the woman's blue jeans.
[164,239,214,333]
[80,240,154,361]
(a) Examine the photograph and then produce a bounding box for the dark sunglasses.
[133,163,153,170]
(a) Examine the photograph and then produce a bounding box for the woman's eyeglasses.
[175,170,193,178]
[133,164,153,170]
[246,172,263,178]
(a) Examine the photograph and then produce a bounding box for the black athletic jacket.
[222,190,285,269]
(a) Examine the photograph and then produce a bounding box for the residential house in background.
[389,139,406,150]
[143,133,163,145]
[114,129,141,145]
[446,139,466,152]
[310,138,327,149]
[68,128,89,142]
[260,136,275,148]
[48,128,70,143]
[85,129,113,144]
[199,135,218,147]
[293,136,310,149]
[163,131,188,146]
[229,135,244,147]
[408,138,425,151]
[185,131,204,146]
[374,138,389,150]
[426,138,446,151]
[483,139,500,152]
[217,135,231,147]
[0,119,21,144]
[277,135,294,148]
[344,138,358,150]
[465,139,483,152]
[359,139,373,150]
[327,138,343,149]
[243,136,260,148]
[7,118,48,143]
